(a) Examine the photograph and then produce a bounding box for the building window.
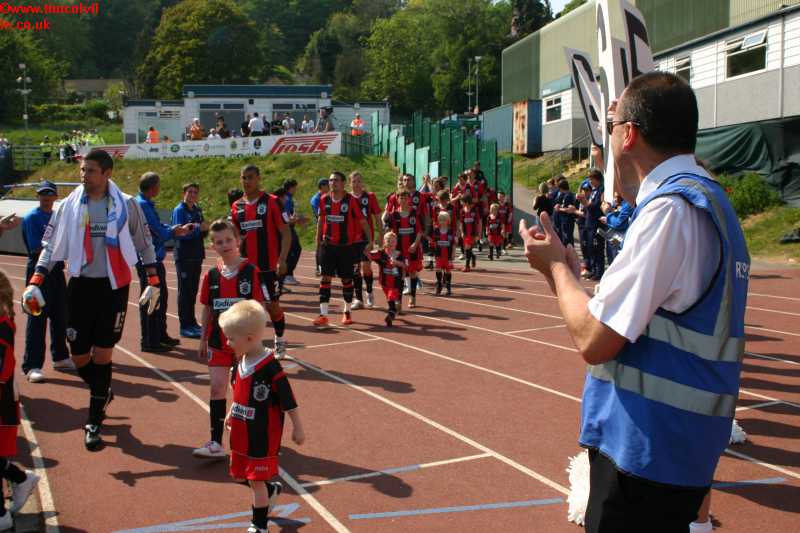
[545,97,562,122]
[675,56,691,82]
[726,29,767,78]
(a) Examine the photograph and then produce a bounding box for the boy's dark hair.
[84,149,113,172]
[139,171,160,192]
[436,189,450,202]
[558,181,570,191]
[331,170,346,181]
[182,182,199,192]
[273,186,286,197]
[461,194,473,204]
[209,218,239,238]
[619,71,698,153]
[283,179,298,189]
[588,169,603,182]
[227,188,244,204]
[241,164,260,176]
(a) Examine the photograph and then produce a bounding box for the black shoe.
[268,481,283,508]
[142,344,171,354]
[84,424,102,451]
[471,255,477,267]
[446,287,452,296]
[161,336,180,347]
[435,284,442,296]
[385,314,393,327]
[100,390,115,423]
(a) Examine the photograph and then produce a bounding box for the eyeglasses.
[606,119,640,134]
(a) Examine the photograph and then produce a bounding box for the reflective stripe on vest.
[580,172,750,487]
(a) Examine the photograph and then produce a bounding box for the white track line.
[724,448,800,481]
[112,343,351,533]
[746,325,800,338]
[746,351,800,367]
[739,388,800,410]
[19,405,60,533]
[287,354,569,495]
[736,400,782,412]
[749,292,800,302]
[505,325,567,334]
[301,453,491,488]
[747,306,800,317]
[298,338,381,350]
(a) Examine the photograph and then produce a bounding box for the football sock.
[252,506,268,529]
[364,274,374,293]
[353,272,363,301]
[89,362,111,425]
[76,360,96,387]
[209,399,226,444]
[0,459,26,483]
[342,279,354,303]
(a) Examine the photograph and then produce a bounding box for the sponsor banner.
[79,132,342,160]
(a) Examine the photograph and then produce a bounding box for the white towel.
[50,179,138,289]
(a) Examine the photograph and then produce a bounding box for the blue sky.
[551,0,571,15]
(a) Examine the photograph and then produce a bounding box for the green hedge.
[30,99,111,123]
[718,173,782,218]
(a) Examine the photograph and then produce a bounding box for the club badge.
[253,382,270,402]
[239,280,251,296]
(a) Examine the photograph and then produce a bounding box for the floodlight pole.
[474,56,482,114]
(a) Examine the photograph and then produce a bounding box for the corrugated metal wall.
[636,0,730,53]
[730,0,800,26]
[481,104,513,152]
[501,32,540,105]
[538,3,598,93]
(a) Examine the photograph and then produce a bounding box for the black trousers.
[287,227,302,276]
[23,259,69,372]
[586,450,708,533]
[175,260,202,329]
[136,262,168,347]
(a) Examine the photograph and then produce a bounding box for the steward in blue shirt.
[172,182,208,338]
[21,181,70,380]
[600,193,633,264]
[581,170,605,280]
[135,172,190,352]
[282,178,304,286]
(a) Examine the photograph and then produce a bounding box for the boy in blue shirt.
[21,181,72,382]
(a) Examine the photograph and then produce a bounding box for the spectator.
[315,108,334,132]
[172,182,208,338]
[145,126,160,144]
[282,114,296,134]
[190,119,204,141]
[301,114,315,133]
[216,118,231,139]
[282,179,303,286]
[248,113,264,137]
[240,114,251,137]
[21,181,72,383]
[533,182,554,219]
[310,178,329,276]
[207,128,221,140]
[350,113,365,137]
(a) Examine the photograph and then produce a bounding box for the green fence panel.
[429,160,440,178]
[371,112,381,155]
[389,130,399,165]
[497,156,514,207]
[452,128,465,180]
[464,135,478,168]
[422,118,431,148]
[479,139,498,191]
[403,124,413,139]
[397,135,406,170]
[413,112,423,148]
[405,142,416,176]
[415,147,430,186]
[382,125,390,156]
[440,128,452,185]
[429,123,441,162]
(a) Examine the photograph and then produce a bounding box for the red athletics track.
[1,250,799,532]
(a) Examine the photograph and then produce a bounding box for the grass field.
[0,123,123,145]
[741,206,800,263]
[13,153,399,247]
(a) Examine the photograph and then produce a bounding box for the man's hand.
[0,213,20,231]
[519,212,567,287]
[173,224,190,237]
[277,259,288,276]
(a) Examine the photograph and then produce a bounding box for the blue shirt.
[22,207,53,258]
[310,191,322,217]
[135,193,173,262]
[606,200,634,232]
[171,201,205,261]
[284,193,295,216]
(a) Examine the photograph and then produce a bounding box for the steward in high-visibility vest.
[350,114,365,137]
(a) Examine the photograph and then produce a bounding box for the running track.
[3,250,799,532]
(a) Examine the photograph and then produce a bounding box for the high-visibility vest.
[146,129,160,144]
[579,173,750,487]
[350,118,364,136]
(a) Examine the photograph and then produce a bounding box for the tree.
[0,31,64,122]
[559,0,587,17]
[510,0,553,39]
[137,0,263,98]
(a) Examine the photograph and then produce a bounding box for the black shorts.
[258,270,279,303]
[352,241,369,264]
[320,243,355,278]
[66,277,130,355]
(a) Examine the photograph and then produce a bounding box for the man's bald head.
[617,71,698,154]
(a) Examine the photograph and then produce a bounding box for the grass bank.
[0,123,123,145]
[14,153,398,248]
[741,206,800,263]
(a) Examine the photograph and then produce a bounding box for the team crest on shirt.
[239,280,252,296]
[253,381,270,402]
[409,216,416,226]
[412,195,419,205]
[361,197,369,206]
[256,203,267,216]
[66,328,77,341]
[340,203,348,213]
